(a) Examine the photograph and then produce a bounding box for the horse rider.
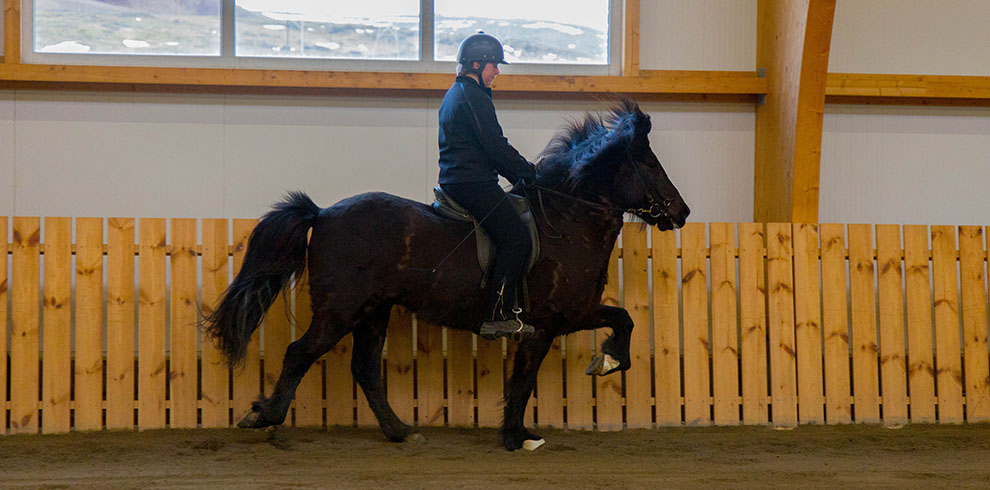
[437,31,537,341]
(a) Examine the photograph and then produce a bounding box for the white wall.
[820,0,990,226]
[820,104,990,225]
[830,0,990,75]
[639,0,757,71]
[0,92,13,216]
[0,90,754,223]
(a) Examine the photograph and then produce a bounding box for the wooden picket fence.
[2,217,990,435]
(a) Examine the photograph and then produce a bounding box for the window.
[434,0,609,65]
[25,0,619,74]
[234,1,420,60]
[33,0,221,55]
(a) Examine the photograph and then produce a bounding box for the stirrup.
[479,309,534,341]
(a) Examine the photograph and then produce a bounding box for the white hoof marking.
[522,438,546,451]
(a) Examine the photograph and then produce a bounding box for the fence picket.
[564,331,593,429]
[476,337,505,428]
[137,218,167,430]
[535,337,564,428]
[876,225,908,425]
[417,321,445,426]
[767,222,797,427]
[11,217,41,434]
[169,219,198,429]
[681,223,710,426]
[710,223,739,425]
[903,225,935,422]
[294,272,324,427]
[201,219,230,427]
[820,224,851,424]
[387,307,416,425]
[106,218,135,430]
[622,223,652,428]
[74,218,104,431]
[325,334,354,426]
[931,226,964,423]
[41,218,72,433]
[793,224,824,424]
[595,244,623,430]
[0,218,7,433]
[738,223,768,425]
[447,329,475,426]
[653,228,681,426]
[849,224,880,423]
[959,227,990,422]
[230,219,261,424]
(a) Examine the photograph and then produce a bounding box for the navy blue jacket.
[437,76,536,185]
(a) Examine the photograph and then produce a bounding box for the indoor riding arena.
[2,1,989,488]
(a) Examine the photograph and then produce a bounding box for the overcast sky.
[236,1,608,30]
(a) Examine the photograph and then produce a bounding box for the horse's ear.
[634,106,651,138]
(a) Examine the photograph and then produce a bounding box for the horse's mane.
[534,98,650,193]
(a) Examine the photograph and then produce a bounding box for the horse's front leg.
[574,304,633,377]
[500,328,555,451]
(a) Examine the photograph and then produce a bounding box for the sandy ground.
[1,424,989,489]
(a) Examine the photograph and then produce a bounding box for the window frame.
[21,0,622,75]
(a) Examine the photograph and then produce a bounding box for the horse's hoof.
[237,411,263,428]
[585,354,620,376]
[522,438,546,451]
[405,432,427,444]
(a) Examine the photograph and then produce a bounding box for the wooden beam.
[754,0,835,223]
[3,0,19,64]
[624,0,640,76]
[0,64,766,95]
[827,73,990,100]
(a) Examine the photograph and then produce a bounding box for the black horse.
[204,99,689,451]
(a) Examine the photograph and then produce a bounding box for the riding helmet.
[456,31,510,65]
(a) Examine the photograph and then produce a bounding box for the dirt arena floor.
[1,423,989,489]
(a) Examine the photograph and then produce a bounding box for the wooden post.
[754,0,836,222]
[137,219,167,430]
[4,0,20,63]
[74,219,104,431]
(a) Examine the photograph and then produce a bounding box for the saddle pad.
[432,186,540,277]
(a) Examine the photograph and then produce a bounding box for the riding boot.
[479,282,535,341]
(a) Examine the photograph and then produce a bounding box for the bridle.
[530,150,675,228]
[622,146,675,221]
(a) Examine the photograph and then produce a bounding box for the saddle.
[431,186,540,286]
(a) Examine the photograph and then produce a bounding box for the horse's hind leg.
[238,308,348,429]
[351,304,418,442]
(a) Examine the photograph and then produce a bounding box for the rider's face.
[475,62,500,86]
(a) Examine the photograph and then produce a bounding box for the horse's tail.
[203,191,320,366]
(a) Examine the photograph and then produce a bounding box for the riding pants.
[440,181,532,322]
